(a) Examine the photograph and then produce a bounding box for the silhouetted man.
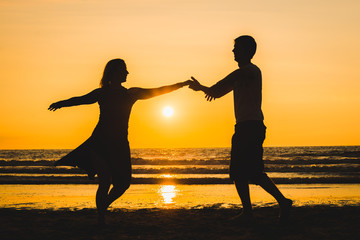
[189,35,292,221]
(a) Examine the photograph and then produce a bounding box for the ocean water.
[1,146,360,209]
[0,146,359,184]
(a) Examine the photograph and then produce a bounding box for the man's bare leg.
[256,174,293,220]
[234,180,254,219]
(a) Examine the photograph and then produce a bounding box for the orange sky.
[1,0,360,149]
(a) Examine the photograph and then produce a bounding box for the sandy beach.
[1,146,359,239]
[1,206,360,240]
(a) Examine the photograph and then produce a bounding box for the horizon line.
[0,145,359,151]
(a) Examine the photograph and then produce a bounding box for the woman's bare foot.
[97,211,106,227]
[279,198,293,222]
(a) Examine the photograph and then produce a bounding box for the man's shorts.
[230,120,267,183]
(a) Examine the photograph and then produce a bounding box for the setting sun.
[162,106,174,118]
[0,0,359,149]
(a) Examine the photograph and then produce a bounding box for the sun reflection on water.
[159,185,177,205]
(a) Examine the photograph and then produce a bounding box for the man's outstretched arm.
[189,76,233,101]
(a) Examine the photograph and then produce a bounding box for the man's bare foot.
[229,211,254,223]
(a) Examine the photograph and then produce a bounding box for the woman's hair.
[99,58,126,88]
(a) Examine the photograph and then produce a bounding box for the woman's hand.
[181,80,193,87]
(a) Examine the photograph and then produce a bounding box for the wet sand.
[1,184,360,210]
[1,184,360,239]
[1,206,360,240]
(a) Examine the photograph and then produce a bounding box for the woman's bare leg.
[92,154,111,225]
[105,181,130,209]
[96,175,111,224]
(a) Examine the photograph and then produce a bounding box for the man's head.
[233,35,257,63]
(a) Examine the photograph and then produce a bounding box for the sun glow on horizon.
[161,174,174,178]
[1,1,360,149]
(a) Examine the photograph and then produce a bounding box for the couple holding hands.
[49,35,292,225]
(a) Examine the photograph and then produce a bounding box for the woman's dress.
[55,87,136,180]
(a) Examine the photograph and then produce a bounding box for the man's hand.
[189,76,217,101]
[188,76,203,91]
[48,101,63,111]
[205,94,216,102]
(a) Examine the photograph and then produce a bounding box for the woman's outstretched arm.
[48,88,101,111]
[128,80,191,100]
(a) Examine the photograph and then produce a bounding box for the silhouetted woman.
[49,59,190,224]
